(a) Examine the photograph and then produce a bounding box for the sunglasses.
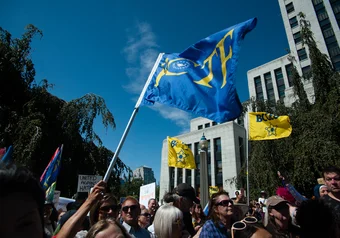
[215,199,233,206]
[140,213,151,217]
[231,216,258,238]
[99,205,119,212]
[122,204,139,212]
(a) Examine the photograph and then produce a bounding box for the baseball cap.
[264,196,288,227]
[173,183,200,204]
[266,196,288,207]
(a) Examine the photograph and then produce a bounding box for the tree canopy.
[0,25,131,197]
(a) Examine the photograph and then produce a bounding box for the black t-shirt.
[322,194,340,226]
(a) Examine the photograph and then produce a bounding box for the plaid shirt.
[199,219,230,238]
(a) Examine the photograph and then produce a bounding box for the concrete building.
[159,117,247,202]
[248,0,340,106]
[133,166,156,185]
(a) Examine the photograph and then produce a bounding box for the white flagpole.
[103,53,164,182]
[246,113,250,206]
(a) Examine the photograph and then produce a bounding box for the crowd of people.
[1,161,340,238]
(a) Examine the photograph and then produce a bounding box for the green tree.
[0,25,130,197]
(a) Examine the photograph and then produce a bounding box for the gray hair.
[154,204,183,238]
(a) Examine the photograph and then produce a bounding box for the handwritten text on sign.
[77,174,102,192]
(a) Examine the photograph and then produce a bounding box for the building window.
[329,44,340,57]
[298,48,308,61]
[289,16,298,28]
[313,0,323,5]
[198,125,203,130]
[274,68,285,98]
[302,65,311,79]
[330,0,340,28]
[318,10,329,21]
[286,2,294,14]
[186,144,192,183]
[264,72,275,102]
[205,123,210,128]
[214,138,222,187]
[178,168,183,184]
[194,142,200,186]
[254,76,263,100]
[212,122,217,126]
[293,31,302,44]
[323,26,335,38]
[169,167,174,191]
[285,63,294,87]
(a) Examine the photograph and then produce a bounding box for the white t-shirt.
[258,197,267,213]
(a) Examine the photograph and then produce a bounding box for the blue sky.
[1,0,289,185]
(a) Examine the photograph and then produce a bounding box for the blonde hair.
[86,219,130,238]
[154,204,183,238]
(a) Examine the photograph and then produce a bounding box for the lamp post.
[199,133,209,208]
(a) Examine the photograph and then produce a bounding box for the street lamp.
[199,133,209,208]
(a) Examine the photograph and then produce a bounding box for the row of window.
[197,121,217,130]
[254,63,313,101]
[313,0,340,71]
[170,137,246,196]
[169,138,224,193]
[254,66,288,101]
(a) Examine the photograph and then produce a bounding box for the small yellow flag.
[168,137,196,169]
[249,112,292,140]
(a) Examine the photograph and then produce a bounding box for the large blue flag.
[141,18,257,123]
[40,146,62,191]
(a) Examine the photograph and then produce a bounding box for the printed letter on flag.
[249,112,292,140]
[168,137,196,169]
[141,18,257,123]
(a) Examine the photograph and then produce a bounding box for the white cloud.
[123,21,191,129]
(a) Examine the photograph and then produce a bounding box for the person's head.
[148,198,158,215]
[138,208,151,228]
[192,203,205,220]
[208,191,233,225]
[264,196,290,231]
[154,204,183,238]
[260,191,267,198]
[89,193,119,226]
[167,183,199,212]
[86,218,131,238]
[121,196,141,227]
[295,199,337,238]
[313,184,328,199]
[322,166,340,194]
[0,162,45,238]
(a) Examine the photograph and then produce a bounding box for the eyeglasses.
[140,213,151,217]
[122,204,139,212]
[99,205,119,212]
[215,199,233,206]
[231,216,258,238]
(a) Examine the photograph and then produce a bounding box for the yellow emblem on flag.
[168,137,196,169]
[209,186,219,197]
[249,112,292,140]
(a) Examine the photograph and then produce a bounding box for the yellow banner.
[168,137,196,169]
[249,112,292,140]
